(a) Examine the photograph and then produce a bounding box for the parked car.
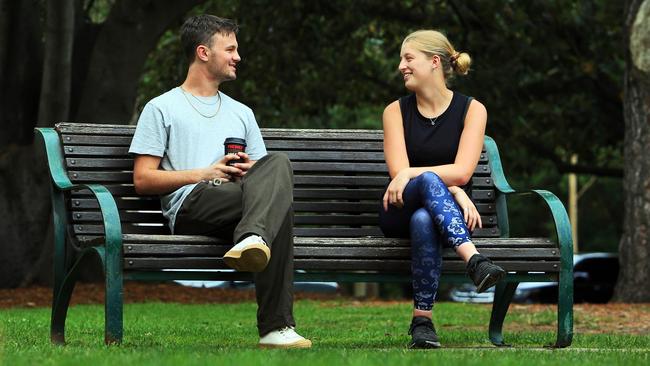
[174,269,339,293]
[449,252,618,304]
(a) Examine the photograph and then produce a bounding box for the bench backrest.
[56,123,500,241]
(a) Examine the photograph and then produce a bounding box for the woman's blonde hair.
[402,30,471,81]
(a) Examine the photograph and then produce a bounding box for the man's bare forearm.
[134,168,204,195]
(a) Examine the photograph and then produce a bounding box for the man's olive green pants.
[175,153,295,336]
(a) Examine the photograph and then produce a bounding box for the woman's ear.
[431,55,440,69]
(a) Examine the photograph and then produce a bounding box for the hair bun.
[451,51,471,75]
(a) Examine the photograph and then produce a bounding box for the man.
[129,14,311,349]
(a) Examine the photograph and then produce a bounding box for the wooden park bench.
[35,122,573,347]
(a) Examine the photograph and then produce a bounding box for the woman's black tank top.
[399,91,474,192]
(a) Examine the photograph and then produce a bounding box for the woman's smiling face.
[398,43,437,91]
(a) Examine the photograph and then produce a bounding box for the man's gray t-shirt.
[129,87,267,232]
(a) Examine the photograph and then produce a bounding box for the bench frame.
[35,124,573,347]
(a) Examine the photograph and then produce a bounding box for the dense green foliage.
[1,301,649,365]
[135,0,624,251]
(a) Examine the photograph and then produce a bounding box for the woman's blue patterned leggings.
[379,172,472,311]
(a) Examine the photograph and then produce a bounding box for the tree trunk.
[0,0,48,288]
[615,0,650,302]
[75,0,202,123]
[0,145,52,287]
[0,0,43,146]
[15,0,77,287]
[38,0,75,126]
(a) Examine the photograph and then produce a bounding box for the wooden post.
[568,154,578,253]
[353,283,368,298]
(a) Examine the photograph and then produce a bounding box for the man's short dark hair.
[181,15,239,64]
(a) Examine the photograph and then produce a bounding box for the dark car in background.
[449,253,619,304]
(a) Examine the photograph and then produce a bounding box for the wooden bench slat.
[294,260,560,272]
[296,215,378,225]
[122,257,560,272]
[67,173,390,187]
[70,199,496,216]
[63,145,130,156]
[73,211,383,225]
[292,227,501,237]
[71,200,496,218]
[293,247,555,258]
[76,224,389,236]
[292,237,553,247]
[472,227,501,237]
[98,235,554,248]
[68,172,391,185]
[63,147,390,161]
[61,134,133,146]
[292,202,380,212]
[67,177,495,197]
[294,195,494,211]
[293,228,383,236]
[123,244,559,259]
[70,197,161,210]
[472,177,495,188]
[78,235,555,249]
[72,211,166,223]
[276,150,387,161]
[72,185,135,196]
[293,175,387,187]
[472,189,496,201]
[57,124,136,135]
[265,140,383,151]
[294,189,383,199]
[61,147,490,168]
[261,128,383,140]
[74,224,168,235]
[66,158,133,169]
[73,213,499,230]
[65,159,490,176]
[69,171,132,182]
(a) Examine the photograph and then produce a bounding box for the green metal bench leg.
[51,268,77,345]
[50,189,71,345]
[554,268,573,347]
[51,249,97,345]
[104,247,123,345]
[489,282,518,347]
[50,264,77,345]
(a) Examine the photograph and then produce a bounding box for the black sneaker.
[467,253,506,293]
[408,316,441,349]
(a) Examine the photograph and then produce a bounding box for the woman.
[379,30,506,349]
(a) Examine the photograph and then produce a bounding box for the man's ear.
[196,45,209,62]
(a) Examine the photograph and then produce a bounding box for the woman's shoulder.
[452,91,486,113]
[384,94,415,114]
[383,100,401,119]
[467,97,486,114]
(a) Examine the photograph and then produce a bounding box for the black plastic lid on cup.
[224,137,246,146]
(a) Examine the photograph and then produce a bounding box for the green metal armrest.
[484,136,572,263]
[34,128,123,255]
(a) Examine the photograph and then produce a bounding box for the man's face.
[205,32,241,82]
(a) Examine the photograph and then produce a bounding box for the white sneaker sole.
[259,338,312,349]
[223,243,270,272]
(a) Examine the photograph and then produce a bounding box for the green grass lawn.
[1,300,648,365]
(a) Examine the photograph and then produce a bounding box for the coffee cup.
[224,137,246,166]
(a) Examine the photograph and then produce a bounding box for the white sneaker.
[259,327,312,349]
[223,235,270,272]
